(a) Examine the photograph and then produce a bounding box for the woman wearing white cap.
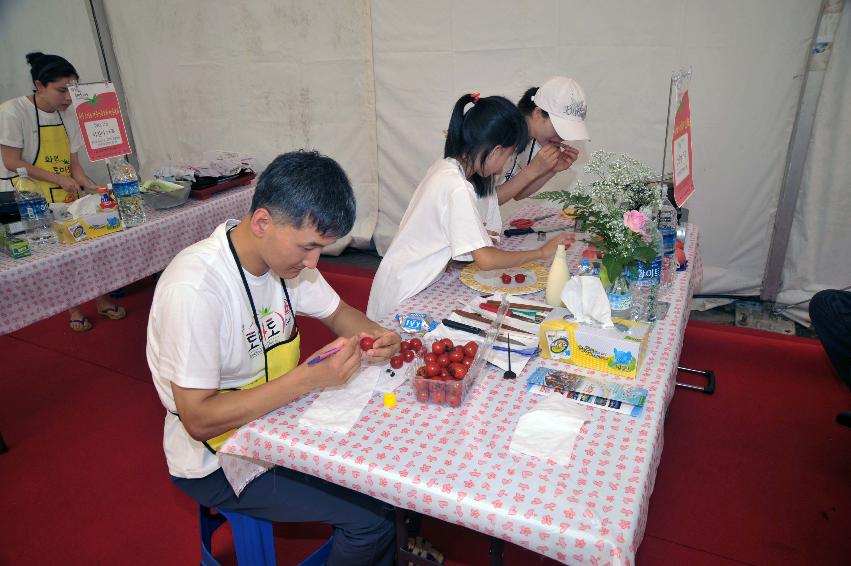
[497,76,590,204]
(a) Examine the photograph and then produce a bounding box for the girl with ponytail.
[367,93,573,321]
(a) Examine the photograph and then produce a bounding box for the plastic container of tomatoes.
[406,298,508,407]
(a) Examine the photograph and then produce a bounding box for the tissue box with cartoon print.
[538,307,651,379]
[53,210,123,243]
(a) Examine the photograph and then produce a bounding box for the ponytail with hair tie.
[470,91,480,104]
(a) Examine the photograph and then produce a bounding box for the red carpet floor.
[1,274,850,565]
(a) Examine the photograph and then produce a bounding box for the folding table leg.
[488,537,504,566]
[675,365,716,394]
[0,432,8,454]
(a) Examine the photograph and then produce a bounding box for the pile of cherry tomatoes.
[499,272,526,284]
[360,336,424,370]
[413,338,479,407]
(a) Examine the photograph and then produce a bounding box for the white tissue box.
[538,308,650,379]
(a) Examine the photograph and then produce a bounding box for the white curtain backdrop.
[779,3,851,324]
[101,0,378,253]
[371,0,821,298]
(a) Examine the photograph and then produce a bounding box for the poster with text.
[68,82,131,161]
[671,91,695,206]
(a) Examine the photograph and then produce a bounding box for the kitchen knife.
[503,226,570,237]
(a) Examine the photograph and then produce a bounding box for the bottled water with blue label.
[15,168,56,245]
[607,273,631,318]
[629,228,662,322]
[658,186,677,290]
[108,157,146,228]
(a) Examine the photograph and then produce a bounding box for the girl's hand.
[530,144,561,177]
[552,144,580,173]
[538,232,575,259]
[56,176,82,199]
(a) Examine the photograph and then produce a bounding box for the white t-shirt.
[0,96,84,190]
[147,220,341,478]
[366,158,492,321]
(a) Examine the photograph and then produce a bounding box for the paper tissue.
[538,276,651,379]
[509,393,592,465]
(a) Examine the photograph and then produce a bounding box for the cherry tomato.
[500,273,512,284]
[463,341,478,358]
[399,340,410,351]
[514,273,526,283]
[415,366,426,377]
[425,363,440,377]
[449,349,464,363]
[408,337,423,352]
[423,353,437,364]
[359,336,375,351]
[441,338,454,352]
[431,342,444,355]
[390,355,403,369]
[402,349,415,363]
[449,363,467,379]
[436,354,451,368]
[461,357,473,368]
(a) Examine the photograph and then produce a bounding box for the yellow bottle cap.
[383,393,397,409]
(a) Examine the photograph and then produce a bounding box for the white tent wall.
[99,0,378,253]
[779,3,851,324]
[0,0,112,189]
[371,0,821,298]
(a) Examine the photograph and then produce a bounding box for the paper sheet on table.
[509,393,592,465]
[299,365,380,433]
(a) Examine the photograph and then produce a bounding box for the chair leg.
[220,509,276,566]
[199,506,227,566]
[676,366,716,394]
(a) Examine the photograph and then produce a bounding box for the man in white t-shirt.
[147,151,400,566]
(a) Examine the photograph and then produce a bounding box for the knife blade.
[453,310,537,336]
[441,318,527,346]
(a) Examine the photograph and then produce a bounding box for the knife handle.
[503,227,533,237]
[442,318,483,336]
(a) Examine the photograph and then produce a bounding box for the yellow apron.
[202,228,301,453]
[9,97,75,204]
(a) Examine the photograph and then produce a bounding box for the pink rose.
[623,210,647,233]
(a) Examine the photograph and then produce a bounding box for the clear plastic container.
[408,298,507,407]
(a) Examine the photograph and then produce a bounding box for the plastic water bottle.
[576,258,595,276]
[108,157,146,228]
[629,227,662,323]
[658,186,677,290]
[607,272,631,318]
[14,168,57,245]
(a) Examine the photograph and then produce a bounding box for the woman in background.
[0,52,126,332]
[496,76,590,205]
[367,93,572,321]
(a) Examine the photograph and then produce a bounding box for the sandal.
[97,305,127,320]
[69,317,93,333]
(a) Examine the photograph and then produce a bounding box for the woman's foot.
[68,308,93,332]
[96,303,127,320]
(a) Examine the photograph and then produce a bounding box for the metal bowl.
[142,183,191,210]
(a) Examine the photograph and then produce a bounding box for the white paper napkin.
[299,365,381,433]
[560,275,613,327]
[509,393,592,465]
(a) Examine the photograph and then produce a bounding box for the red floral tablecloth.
[0,186,253,334]
[220,206,703,565]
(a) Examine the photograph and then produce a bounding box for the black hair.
[444,94,528,198]
[517,86,548,119]
[251,150,356,238]
[26,52,79,85]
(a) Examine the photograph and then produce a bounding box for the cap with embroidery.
[532,77,590,141]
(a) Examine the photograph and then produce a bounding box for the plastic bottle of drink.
[607,272,631,319]
[14,167,57,245]
[629,226,662,323]
[108,156,146,227]
[545,244,570,307]
[576,258,595,276]
[658,186,677,290]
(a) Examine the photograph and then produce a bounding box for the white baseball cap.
[532,77,590,141]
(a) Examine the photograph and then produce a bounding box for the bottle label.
[112,180,140,198]
[660,228,676,253]
[632,258,661,283]
[608,292,631,311]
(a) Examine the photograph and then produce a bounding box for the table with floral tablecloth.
[0,185,253,335]
[219,205,703,566]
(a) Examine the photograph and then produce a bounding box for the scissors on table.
[508,212,558,230]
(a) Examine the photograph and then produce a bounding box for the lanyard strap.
[225,226,298,383]
[505,139,536,182]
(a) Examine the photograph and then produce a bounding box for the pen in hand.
[307,345,343,366]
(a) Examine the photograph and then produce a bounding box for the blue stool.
[199,505,334,566]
